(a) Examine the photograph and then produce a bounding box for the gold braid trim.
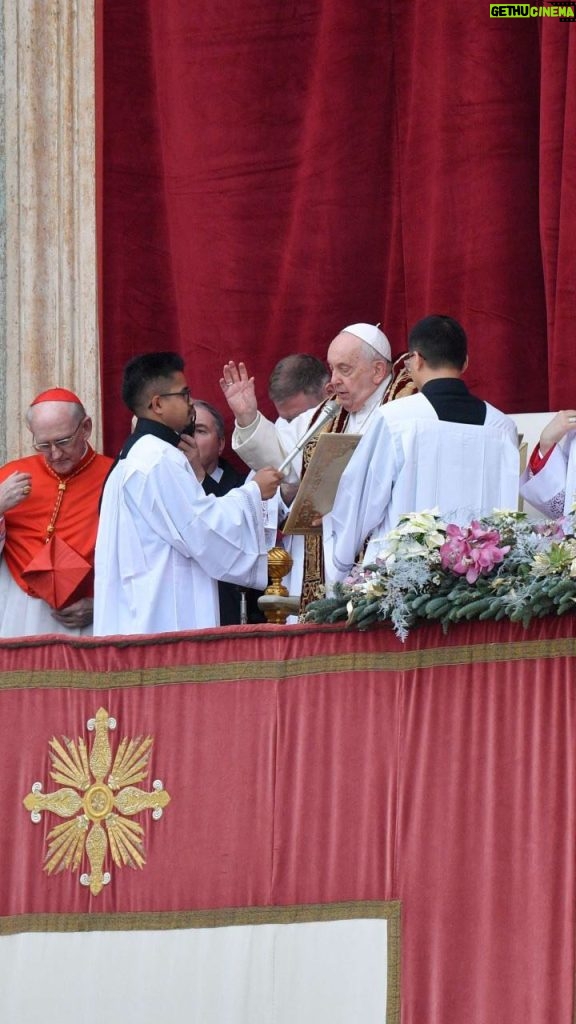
[299,404,348,610]
[0,898,400,934]
[1,634,574,690]
[383,353,418,403]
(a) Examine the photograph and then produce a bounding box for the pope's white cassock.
[322,392,520,582]
[519,434,576,519]
[94,434,269,634]
[233,378,391,599]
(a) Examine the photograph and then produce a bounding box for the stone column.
[1,0,100,462]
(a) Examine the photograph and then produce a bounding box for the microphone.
[277,399,341,474]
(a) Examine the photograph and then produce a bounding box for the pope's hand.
[220,361,258,427]
[0,471,33,516]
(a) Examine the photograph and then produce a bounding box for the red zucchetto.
[30,388,83,406]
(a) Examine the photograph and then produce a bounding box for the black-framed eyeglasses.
[404,352,417,363]
[148,386,192,409]
[32,420,85,453]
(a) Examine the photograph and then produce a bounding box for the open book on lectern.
[281,433,361,535]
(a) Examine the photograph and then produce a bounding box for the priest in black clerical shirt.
[182,400,265,625]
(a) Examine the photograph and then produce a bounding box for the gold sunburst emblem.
[23,707,171,896]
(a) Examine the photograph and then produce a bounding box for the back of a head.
[268,354,329,403]
[123,352,185,414]
[408,315,467,370]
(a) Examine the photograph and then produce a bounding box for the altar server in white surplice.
[94,352,281,635]
[322,315,520,583]
[519,411,576,519]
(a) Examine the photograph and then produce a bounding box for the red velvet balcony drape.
[100,2,576,456]
[1,618,575,1022]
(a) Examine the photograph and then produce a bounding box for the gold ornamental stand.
[258,546,300,624]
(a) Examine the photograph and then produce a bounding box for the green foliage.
[302,510,576,640]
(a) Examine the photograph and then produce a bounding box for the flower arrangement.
[303,509,576,640]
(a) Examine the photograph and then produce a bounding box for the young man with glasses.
[0,388,112,636]
[94,352,281,634]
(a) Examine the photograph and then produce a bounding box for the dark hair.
[268,354,329,403]
[408,315,468,370]
[192,400,225,440]
[122,352,185,413]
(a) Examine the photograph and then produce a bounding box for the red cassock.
[0,446,112,608]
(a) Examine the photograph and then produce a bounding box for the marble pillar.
[0,0,100,462]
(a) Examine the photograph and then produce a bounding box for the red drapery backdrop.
[100,1,576,457]
[1,617,575,1021]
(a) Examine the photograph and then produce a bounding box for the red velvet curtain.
[100,2,576,456]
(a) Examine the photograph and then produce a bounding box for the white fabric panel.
[0,919,388,1024]
[509,411,557,520]
[508,412,553,457]
[273,919,388,1023]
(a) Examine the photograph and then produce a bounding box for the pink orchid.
[534,520,566,540]
[439,521,510,584]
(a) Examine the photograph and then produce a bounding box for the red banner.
[1,618,575,1023]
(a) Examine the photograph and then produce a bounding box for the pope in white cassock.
[94,352,282,635]
[321,315,521,584]
[519,409,576,519]
[220,323,416,606]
